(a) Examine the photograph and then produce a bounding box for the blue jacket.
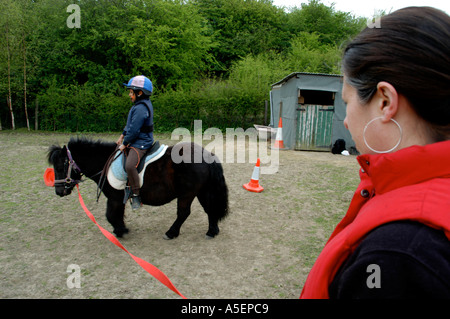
[122,98,154,150]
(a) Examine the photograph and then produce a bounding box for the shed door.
[296,104,334,151]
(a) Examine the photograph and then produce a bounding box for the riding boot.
[124,147,146,211]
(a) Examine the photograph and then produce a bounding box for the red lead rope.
[76,184,187,299]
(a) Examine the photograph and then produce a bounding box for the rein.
[96,145,121,202]
[55,146,112,196]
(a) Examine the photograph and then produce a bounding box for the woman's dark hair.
[342,7,450,141]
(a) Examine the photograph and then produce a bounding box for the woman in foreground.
[300,7,450,298]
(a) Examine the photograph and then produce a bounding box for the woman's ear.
[376,81,399,123]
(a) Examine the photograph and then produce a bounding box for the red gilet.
[300,140,450,299]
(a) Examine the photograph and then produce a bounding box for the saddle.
[107,141,168,190]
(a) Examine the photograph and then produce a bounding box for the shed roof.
[271,72,342,88]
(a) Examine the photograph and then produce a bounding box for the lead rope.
[77,184,187,299]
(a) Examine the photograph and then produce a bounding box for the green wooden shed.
[269,72,356,153]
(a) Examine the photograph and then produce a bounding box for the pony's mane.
[48,137,116,165]
[68,137,116,150]
[68,137,117,158]
[47,144,63,164]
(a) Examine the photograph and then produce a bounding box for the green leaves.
[38,80,129,132]
[285,32,341,74]
[194,0,290,72]
[1,0,366,132]
[116,0,214,90]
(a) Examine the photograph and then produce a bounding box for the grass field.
[0,130,360,299]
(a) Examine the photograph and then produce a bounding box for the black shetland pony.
[48,137,229,239]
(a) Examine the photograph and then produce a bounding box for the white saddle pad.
[107,144,168,190]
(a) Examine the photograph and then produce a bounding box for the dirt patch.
[0,131,360,299]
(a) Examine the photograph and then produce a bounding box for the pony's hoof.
[205,228,219,239]
[163,234,173,240]
[114,227,129,238]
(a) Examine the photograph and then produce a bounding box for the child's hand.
[116,134,124,145]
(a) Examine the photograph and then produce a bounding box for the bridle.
[54,147,83,191]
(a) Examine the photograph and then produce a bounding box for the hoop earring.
[363,116,402,154]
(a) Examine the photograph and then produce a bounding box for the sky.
[271,0,450,17]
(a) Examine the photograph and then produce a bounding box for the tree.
[0,0,21,130]
[284,32,341,74]
[5,19,14,130]
[17,0,37,130]
[118,0,215,90]
[193,0,290,75]
[1,0,41,130]
[287,0,366,46]
[0,0,370,131]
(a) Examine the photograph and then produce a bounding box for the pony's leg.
[106,198,128,237]
[164,196,194,240]
[197,193,220,239]
[206,215,220,239]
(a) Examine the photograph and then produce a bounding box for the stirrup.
[131,194,142,210]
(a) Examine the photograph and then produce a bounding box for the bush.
[151,35,342,133]
[153,78,267,132]
[38,81,129,132]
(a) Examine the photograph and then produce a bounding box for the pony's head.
[47,144,83,197]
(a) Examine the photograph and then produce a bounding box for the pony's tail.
[206,160,230,221]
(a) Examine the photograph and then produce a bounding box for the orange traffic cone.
[243,158,264,193]
[272,117,288,150]
[43,167,55,187]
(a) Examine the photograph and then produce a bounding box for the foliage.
[284,32,342,74]
[193,0,291,73]
[37,79,130,131]
[286,0,366,45]
[0,0,366,132]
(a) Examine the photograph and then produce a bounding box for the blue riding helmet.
[123,75,153,95]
